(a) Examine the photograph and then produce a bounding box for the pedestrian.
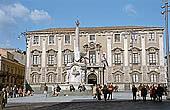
[157,84,164,102]
[78,84,82,92]
[44,83,48,98]
[51,85,55,96]
[70,84,75,92]
[13,85,17,98]
[2,88,7,108]
[82,85,86,92]
[141,85,147,102]
[93,84,97,99]
[107,83,113,100]
[152,86,157,101]
[149,86,153,100]
[0,90,4,109]
[56,84,61,96]
[96,84,102,100]
[18,87,22,97]
[102,85,108,101]
[132,85,137,101]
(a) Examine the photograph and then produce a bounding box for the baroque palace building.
[25,24,167,90]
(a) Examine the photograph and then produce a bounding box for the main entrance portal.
[88,73,97,85]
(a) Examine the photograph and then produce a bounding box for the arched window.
[115,74,120,82]
[133,74,139,83]
[150,74,157,82]
[32,74,39,83]
[48,73,54,83]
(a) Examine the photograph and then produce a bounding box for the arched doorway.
[88,73,97,85]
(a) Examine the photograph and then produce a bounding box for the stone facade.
[0,48,25,90]
[26,26,167,90]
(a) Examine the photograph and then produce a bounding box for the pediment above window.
[31,49,42,54]
[46,49,58,53]
[112,47,124,52]
[62,48,73,53]
[129,47,142,51]
[146,47,159,52]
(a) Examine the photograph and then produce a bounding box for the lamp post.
[161,0,170,99]
[18,32,27,96]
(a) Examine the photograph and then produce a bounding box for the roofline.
[26,25,164,34]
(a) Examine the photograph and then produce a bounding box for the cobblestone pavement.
[4,92,169,110]
[5,100,170,110]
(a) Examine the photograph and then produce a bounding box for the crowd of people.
[132,84,166,102]
[48,84,87,97]
[0,85,29,109]
[94,83,119,101]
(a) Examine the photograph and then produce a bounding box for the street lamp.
[18,32,27,96]
[161,0,170,99]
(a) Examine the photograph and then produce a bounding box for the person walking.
[107,83,113,100]
[157,84,164,102]
[18,87,22,97]
[44,83,48,98]
[149,86,153,100]
[13,85,17,98]
[96,84,102,100]
[56,85,61,96]
[141,85,147,102]
[132,85,137,101]
[102,85,108,101]
[152,86,157,101]
[2,88,7,108]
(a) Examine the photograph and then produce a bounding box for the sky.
[0,0,169,53]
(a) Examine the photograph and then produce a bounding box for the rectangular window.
[64,35,71,44]
[33,36,39,45]
[131,34,137,41]
[64,54,73,64]
[48,55,54,64]
[33,55,39,65]
[132,53,138,64]
[114,53,121,65]
[149,32,155,41]
[89,51,96,63]
[114,34,120,42]
[49,36,54,44]
[89,35,95,41]
[149,53,156,65]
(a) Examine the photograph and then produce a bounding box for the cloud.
[0,3,51,24]
[30,9,51,22]
[123,4,136,16]
[0,40,11,48]
[6,3,30,18]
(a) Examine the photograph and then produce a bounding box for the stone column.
[41,37,46,83]
[74,20,80,62]
[57,37,62,82]
[159,34,164,66]
[141,35,146,83]
[26,37,31,83]
[107,33,112,67]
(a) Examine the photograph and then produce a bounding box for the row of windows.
[32,32,156,45]
[115,74,157,83]
[31,73,157,83]
[32,52,157,65]
[1,63,24,74]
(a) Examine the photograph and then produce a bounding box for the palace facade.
[25,25,167,90]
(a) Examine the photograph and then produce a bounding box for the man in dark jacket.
[157,84,164,102]
[132,85,137,101]
[141,85,147,102]
[102,85,108,101]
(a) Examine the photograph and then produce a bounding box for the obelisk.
[74,20,80,62]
